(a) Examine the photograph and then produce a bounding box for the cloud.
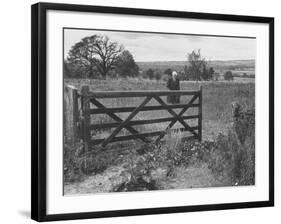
[64,28,256,61]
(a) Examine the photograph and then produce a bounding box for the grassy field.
[137,59,255,74]
[65,78,254,140]
[64,78,255,194]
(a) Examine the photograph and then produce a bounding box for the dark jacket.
[166,77,180,104]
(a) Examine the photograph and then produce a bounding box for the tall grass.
[208,128,255,186]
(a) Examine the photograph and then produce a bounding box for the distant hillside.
[137,60,255,74]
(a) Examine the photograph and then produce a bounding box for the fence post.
[81,85,91,151]
[198,86,203,141]
[64,85,79,144]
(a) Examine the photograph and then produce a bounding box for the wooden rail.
[86,90,200,98]
[64,85,203,150]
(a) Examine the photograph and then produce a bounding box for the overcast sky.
[64,29,256,62]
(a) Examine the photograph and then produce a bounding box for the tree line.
[64,35,233,81]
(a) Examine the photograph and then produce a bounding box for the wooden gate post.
[81,85,91,151]
[198,86,203,141]
[64,85,79,144]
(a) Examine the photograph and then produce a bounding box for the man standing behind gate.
[166,71,180,104]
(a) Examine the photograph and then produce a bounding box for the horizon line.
[135,59,255,63]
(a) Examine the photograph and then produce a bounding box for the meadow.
[63,78,255,194]
[65,78,254,140]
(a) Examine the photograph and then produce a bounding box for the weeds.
[64,141,123,182]
[207,129,255,185]
[63,141,84,182]
[79,150,119,175]
[114,145,161,191]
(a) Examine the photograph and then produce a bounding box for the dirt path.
[64,162,225,195]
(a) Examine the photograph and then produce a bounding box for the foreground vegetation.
[63,78,255,194]
[64,124,255,193]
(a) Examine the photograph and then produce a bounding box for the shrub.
[207,126,255,185]
[115,129,185,191]
[115,145,161,192]
[224,71,234,81]
[208,131,241,184]
[160,130,184,176]
[64,140,123,182]
[154,70,162,81]
[63,142,84,182]
[181,140,214,166]
[145,68,154,80]
[80,150,118,175]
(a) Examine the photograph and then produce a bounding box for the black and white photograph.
[29,2,274,222]
[63,28,256,195]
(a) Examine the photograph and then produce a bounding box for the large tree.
[186,49,207,81]
[115,50,139,77]
[67,35,123,78]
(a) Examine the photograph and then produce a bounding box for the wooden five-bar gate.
[64,85,202,150]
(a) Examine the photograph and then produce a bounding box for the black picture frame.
[31,2,274,222]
